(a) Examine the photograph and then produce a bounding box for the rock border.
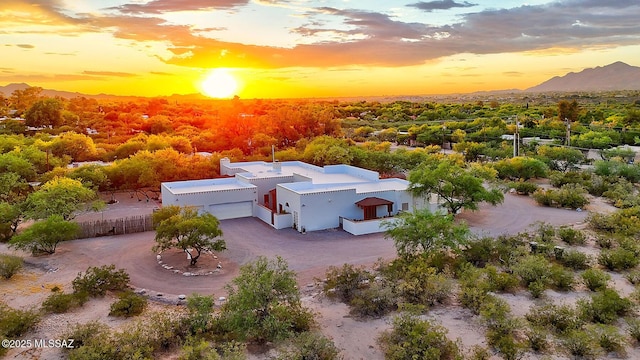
[155,253,223,277]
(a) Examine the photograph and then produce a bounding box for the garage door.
[208,202,253,220]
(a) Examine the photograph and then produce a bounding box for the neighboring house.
[161,158,438,235]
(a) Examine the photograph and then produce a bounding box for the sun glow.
[201,69,238,98]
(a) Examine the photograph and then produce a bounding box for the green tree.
[9,215,79,254]
[25,98,63,128]
[493,156,548,180]
[536,145,585,172]
[409,159,504,215]
[384,209,470,260]
[49,132,98,162]
[218,256,313,343]
[23,177,102,220]
[152,206,225,266]
[0,202,21,241]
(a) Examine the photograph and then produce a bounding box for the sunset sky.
[1,0,639,99]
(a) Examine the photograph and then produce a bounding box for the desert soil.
[2,191,634,360]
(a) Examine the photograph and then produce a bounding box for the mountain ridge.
[526,61,640,92]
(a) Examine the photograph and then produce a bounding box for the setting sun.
[201,69,238,98]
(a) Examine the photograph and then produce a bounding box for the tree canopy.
[152,206,226,266]
[408,157,504,215]
[10,215,79,254]
[23,177,102,220]
[384,209,470,260]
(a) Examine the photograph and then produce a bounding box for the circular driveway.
[23,193,589,297]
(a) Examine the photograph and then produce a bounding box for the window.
[401,202,409,211]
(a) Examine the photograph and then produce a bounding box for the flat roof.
[228,161,377,184]
[163,178,256,195]
[279,178,409,194]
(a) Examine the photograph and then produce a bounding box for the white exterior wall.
[238,174,294,210]
[161,181,257,212]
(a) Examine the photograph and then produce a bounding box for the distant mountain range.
[526,61,640,92]
[1,62,639,100]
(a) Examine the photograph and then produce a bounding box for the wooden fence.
[76,215,154,239]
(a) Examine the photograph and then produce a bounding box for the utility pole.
[513,116,519,157]
[441,125,446,153]
[565,118,571,146]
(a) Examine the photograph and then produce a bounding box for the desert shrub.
[276,331,342,360]
[512,255,552,287]
[526,302,582,334]
[178,337,245,360]
[559,250,590,270]
[581,268,610,291]
[323,264,372,303]
[185,294,215,335]
[396,263,452,306]
[549,170,592,189]
[588,324,627,357]
[626,318,640,344]
[0,302,39,339]
[595,235,614,249]
[179,336,220,360]
[588,206,640,237]
[0,254,23,279]
[484,265,520,293]
[578,289,633,324]
[561,330,600,359]
[509,181,538,195]
[525,327,549,353]
[625,269,640,285]
[72,264,130,297]
[42,291,89,313]
[492,156,548,180]
[550,264,575,291]
[468,345,491,360]
[109,291,147,317]
[598,248,639,271]
[457,266,492,314]
[379,314,461,360]
[557,226,586,245]
[461,236,500,267]
[64,321,111,349]
[532,184,589,209]
[480,297,524,360]
[349,281,396,318]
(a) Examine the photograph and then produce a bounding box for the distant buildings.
[161,158,438,235]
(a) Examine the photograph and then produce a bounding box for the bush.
[626,318,640,344]
[625,269,640,285]
[396,263,452,306]
[72,265,130,297]
[178,337,245,360]
[42,291,89,313]
[349,281,396,318]
[379,314,461,360]
[185,294,215,335]
[0,254,23,279]
[561,330,600,359]
[323,264,372,303]
[0,302,40,338]
[512,255,552,287]
[578,289,633,324]
[588,324,626,357]
[484,265,519,293]
[277,332,342,360]
[479,297,524,360]
[64,321,110,349]
[532,184,589,209]
[550,264,574,291]
[598,248,639,271]
[581,268,611,291]
[509,181,538,195]
[526,302,582,334]
[109,291,147,317]
[525,327,549,353]
[557,226,586,245]
[559,250,590,270]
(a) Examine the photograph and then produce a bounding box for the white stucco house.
[161,158,439,235]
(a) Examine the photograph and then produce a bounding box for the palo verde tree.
[23,177,103,221]
[383,209,470,260]
[218,256,313,343]
[9,215,79,254]
[25,98,63,128]
[408,157,504,215]
[152,206,225,266]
